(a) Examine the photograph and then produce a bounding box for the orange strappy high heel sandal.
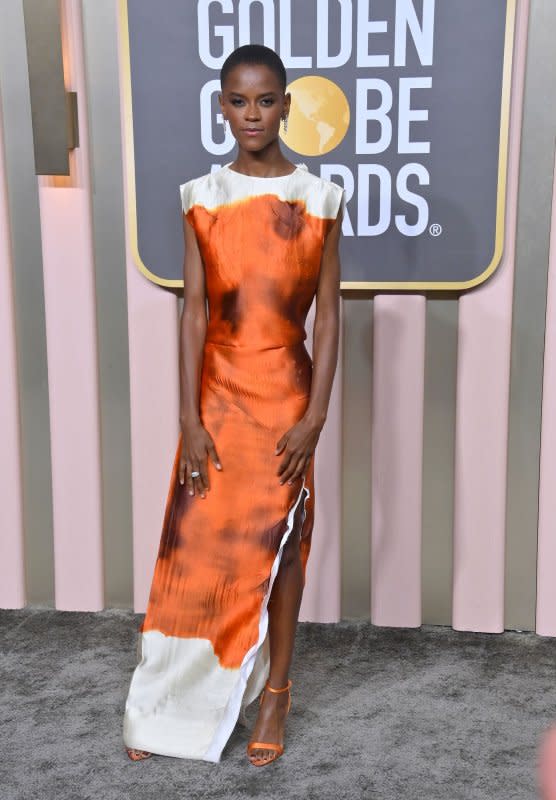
[246,679,292,766]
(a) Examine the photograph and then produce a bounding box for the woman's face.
[219,63,290,152]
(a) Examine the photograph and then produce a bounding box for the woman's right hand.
[178,420,222,498]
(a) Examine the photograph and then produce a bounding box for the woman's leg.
[247,509,304,764]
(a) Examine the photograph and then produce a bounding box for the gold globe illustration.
[280,75,350,156]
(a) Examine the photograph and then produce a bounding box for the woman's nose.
[244,104,260,119]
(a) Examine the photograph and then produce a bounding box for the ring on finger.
[191,470,200,478]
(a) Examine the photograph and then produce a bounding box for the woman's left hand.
[275,414,324,485]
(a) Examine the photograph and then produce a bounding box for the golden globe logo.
[280,76,350,157]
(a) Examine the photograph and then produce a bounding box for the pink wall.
[371,295,425,627]
[536,147,556,637]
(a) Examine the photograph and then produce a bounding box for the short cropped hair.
[220,44,287,92]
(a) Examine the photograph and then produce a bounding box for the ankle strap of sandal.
[264,679,292,694]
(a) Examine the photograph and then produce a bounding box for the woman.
[122,43,344,767]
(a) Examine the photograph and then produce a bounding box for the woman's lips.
[242,129,263,136]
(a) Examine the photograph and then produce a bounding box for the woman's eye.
[229,97,274,107]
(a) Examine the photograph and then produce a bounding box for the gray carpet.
[1,608,554,800]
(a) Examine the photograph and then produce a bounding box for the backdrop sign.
[121,0,516,290]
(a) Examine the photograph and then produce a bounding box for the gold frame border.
[119,0,517,292]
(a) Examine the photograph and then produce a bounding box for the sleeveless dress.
[122,161,344,761]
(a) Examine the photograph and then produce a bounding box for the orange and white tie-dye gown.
[122,162,344,761]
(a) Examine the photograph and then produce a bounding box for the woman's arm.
[275,203,343,485]
[179,212,207,429]
[303,207,342,428]
[178,212,222,495]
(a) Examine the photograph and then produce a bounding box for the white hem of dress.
[122,479,310,762]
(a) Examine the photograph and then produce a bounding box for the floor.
[1,607,554,800]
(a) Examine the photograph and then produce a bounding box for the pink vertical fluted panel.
[371,295,426,627]
[0,92,25,608]
[116,13,181,613]
[452,2,527,632]
[299,299,343,623]
[39,0,104,610]
[536,149,556,636]
[40,190,104,609]
[125,276,179,614]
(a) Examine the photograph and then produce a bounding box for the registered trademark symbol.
[429,223,442,237]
